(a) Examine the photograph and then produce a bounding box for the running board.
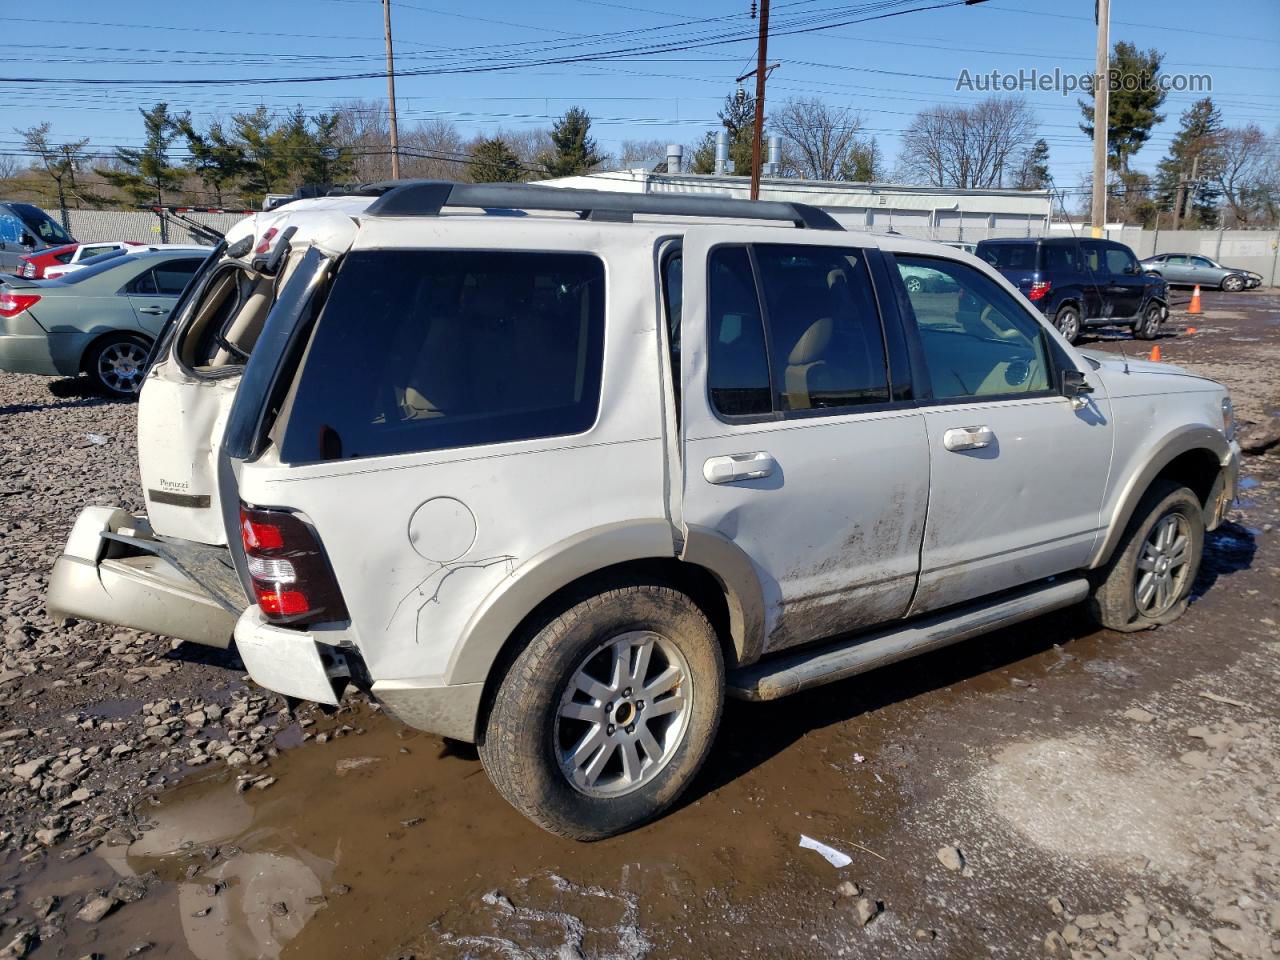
[727,577,1089,701]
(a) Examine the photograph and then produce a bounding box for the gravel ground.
[0,289,1277,960]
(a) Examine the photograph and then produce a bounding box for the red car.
[17,243,79,279]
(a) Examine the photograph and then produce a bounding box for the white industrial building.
[543,141,1052,243]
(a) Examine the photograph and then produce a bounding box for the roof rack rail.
[350,179,843,231]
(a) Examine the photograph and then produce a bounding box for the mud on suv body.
[49,182,1239,839]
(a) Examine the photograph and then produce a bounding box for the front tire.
[1133,302,1163,340]
[479,582,724,840]
[1054,304,1082,344]
[1220,274,1244,293]
[1088,480,1204,632]
[85,333,151,397]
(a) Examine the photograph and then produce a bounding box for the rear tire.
[1054,304,1082,344]
[1133,302,1163,340]
[1220,274,1244,293]
[1088,480,1204,632]
[479,582,724,840]
[85,333,151,398]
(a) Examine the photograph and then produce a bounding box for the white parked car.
[49,182,1240,839]
[42,242,205,279]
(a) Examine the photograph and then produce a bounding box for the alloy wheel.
[97,341,149,395]
[555,630,692,798]
[1134,513,1192,616]
[1222,275,1243,292]
[1057,310,1080,342]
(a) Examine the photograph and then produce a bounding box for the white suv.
[49,182,1240,839]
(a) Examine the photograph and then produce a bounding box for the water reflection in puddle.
[74,702,899,960]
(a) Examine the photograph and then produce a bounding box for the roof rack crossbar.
[356,180,843,231]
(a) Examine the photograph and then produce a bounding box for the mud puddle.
[17,701,908,960]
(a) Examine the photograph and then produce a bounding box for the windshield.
[11,204,73,245]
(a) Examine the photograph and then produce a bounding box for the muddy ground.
[1,289,1278,960]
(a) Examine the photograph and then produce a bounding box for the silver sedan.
[1139,253,1262,291]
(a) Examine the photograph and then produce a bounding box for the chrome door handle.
[703,451,776,484]
[138,306,169,316]
[943,426,994,452]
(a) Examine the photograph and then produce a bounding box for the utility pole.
[1182,153,1200,224]
[382,0,401,180]
[1090,0,1110,238]
[749,0,770,201]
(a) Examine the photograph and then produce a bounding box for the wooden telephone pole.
[383,0,401,180]
[749,0,770,201]
[1090,0,1110,237]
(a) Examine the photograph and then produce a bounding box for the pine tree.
[469,138,523,183]
[1155,98,1223,227]
[179,118,249,207]
[719,90,756,176]
[96,103,188,206]
[540,108,604,178]
[1080,42,1166,172]
[1014,139,1051,190]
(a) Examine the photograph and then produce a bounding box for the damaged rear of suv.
[50,181,1239,840]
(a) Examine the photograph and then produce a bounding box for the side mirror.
[19,233,35,248]
[1124,262,1140,275]
[1062,369,1094,401]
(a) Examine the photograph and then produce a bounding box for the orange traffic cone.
[1188,285,1202,315]
[1150,344,1162,362]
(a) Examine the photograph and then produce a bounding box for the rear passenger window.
[754,246,888,412]
[280,250,605,463]
[895,255,1051,400]
[707,244,889,418]
[708,247,771,417]
[1043,244,1080,272]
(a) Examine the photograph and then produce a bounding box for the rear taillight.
[0,293,40,318]
[1028,280,1052,301]
[254,227,278,256]
[19,259,35,278]
[239,505,348,625]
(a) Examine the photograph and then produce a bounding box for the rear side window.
[1042,244,1080,272]
[153,258,204,295]
[280,250,605,463]
[979,243,1037,271]
[707,244,890,418]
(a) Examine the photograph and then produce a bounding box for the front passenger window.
[895,256,1051,400]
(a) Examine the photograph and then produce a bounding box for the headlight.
[1221,396,1235,440]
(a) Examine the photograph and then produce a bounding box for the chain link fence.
[55,208,252,247]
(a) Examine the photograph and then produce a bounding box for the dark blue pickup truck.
[976,236,1168,344]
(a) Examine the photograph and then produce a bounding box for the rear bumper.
[233,606,483,741]
[46,506,240,648]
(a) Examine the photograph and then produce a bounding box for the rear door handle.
[703,452,776,484]
[138,306,169,316]
[943,425,994,452]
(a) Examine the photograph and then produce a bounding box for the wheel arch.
[1091,426,1231,568]
[447,520,764,682]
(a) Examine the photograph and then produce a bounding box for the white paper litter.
[84,434,109,445]
[799,834,852,868]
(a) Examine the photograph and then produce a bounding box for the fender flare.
[445,520,678,684]
[444,520,770,685]
[1090,424,1231,568]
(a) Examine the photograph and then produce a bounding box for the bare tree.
[609,138,668,170]
[774,98,871,181]
[331,99,392,181]
[400,120,468,180]
[0,154,17,183]
[1214,124,1278,226]
[899,97,1037,189]
[17,123,94,229]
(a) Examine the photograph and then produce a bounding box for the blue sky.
[5,0,1278,199]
